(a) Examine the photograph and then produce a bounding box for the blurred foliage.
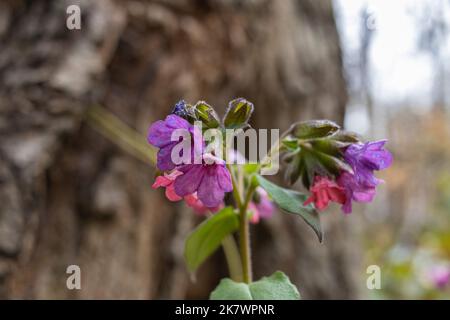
[363,110,450,299]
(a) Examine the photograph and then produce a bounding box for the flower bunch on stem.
[147,99,392,299]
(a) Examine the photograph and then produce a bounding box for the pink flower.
[184,193,223,216]
[429,265,450,289]
[152,170,183,201]
[248,188,275,224]
[304,176,347,211]
[152,170,222,215]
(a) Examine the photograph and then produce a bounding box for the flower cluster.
[149,101,392,219]
[303,140,392,214]
[148,109,232,213]
[147,99,394,299]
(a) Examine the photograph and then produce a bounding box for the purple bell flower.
[337,139,392,213]
[174,154,233,208]
[147,114,200,171]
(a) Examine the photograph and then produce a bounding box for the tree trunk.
[0,0,361,299]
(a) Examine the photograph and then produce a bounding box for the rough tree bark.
[0,0,361,299]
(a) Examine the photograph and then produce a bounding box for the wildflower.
[152,170,183,201]
[337,140,392,213]
[248,187,275,224]
[304,176,347,211]
[337,172,376,214]
[429,266,450,289]
[343,139,392,187]
[152,170,222,214]
[174,154,233,208]
[147,114,202,171]
[184,193,223,215]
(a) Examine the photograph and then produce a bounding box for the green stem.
[227,164,243,208]
[221,235,243,282]
[239,182,257,284]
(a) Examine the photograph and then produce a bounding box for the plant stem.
[221,235,243,282]
[227,164,243,208]
[239,182,257,283]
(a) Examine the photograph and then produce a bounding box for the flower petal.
[216,165,233,192]
[197,169,225,207]
[165,184,182,201]
[174,165,204,196]
[147,120,172,148]
[152,175,172,189]
[157,143,177,171]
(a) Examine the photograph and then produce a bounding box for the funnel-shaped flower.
[304,176,346,211]
[343,139,392,187]
[147,114,202,171]
[337,139,392,213]
[184,193,223,215]
[174,154,232,208]
[151,170,183,201]
[249,187,275,224]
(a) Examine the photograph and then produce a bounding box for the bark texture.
[0,0,361,299]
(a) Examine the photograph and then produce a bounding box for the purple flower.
[174,154,233,208]
[255,188,275,219]
[344,139,392,187]
[337,140,392,213]
[337,172,377,213]
[147,114,201,171]
[429,265,450,289]
[249,187,275,224]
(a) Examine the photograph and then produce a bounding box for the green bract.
[282,120,359,188]
[194,101,221,129]
[224,98,254,129]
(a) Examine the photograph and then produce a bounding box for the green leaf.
[185,207,239,272]
[256,175,322,242]
[194,101,220,129]
[289,120,340,140]
[210,279,252,300]
[210,271,301,300]
[224,98,254,129]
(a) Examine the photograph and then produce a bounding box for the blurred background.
[0,0,448,299]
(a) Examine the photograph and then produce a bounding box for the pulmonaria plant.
[147,99,392,300]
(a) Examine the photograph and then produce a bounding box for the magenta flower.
[337,140,392,213]
[249,187,275,224]
[174,154,233,208]
[147,114,201,171]
[337,172,376,213]
[184,193,223,215]
[429,265,450,289]
[152,170,222,214]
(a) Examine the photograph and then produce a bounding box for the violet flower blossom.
[337,140,392,214]
[174,154,232,208]
[147,114,202,171]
